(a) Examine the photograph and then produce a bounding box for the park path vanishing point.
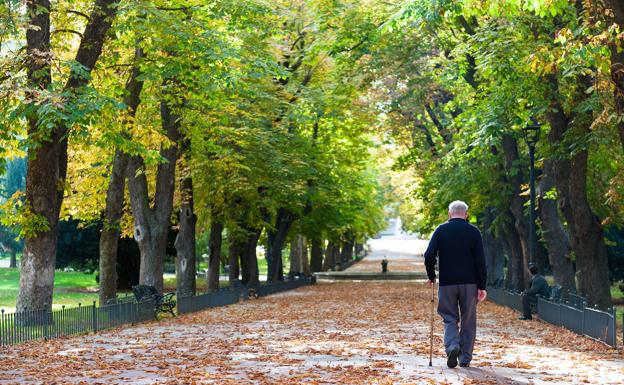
[1,234,623,384]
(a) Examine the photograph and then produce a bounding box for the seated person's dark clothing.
[521,273,550,318]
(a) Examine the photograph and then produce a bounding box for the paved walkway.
[347,234,427,273]
[1,235,623,384]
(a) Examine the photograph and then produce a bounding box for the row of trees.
[0,0,391,311]
[369,0,624,309]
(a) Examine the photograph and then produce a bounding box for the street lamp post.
[523,122,540,264]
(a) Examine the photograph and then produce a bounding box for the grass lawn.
[611,284,623,329]
[0,268,99,311]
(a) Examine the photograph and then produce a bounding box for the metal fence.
[487,286,617,347]
[1,276,315,347]
[0,299,156,347]
[177,288,242,314]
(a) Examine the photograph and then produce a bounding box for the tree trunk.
[227,230,241,282]
[289,234,309,276]
[310,237,323,273]
[18,0,118,312]
[175,172,196,297]
[99,150,127,304]
[604,0,624,150]
[242,226,261,286]
[537,160,576,292]
[9,249,17,269]
[339,237,355,268]
[99,47,144,305]
[502,215,526,291]
[289,236,303,274]
[207,220,223,291]
[322,241,336,271]
[482,207,505,287]
[546,75,612,308]
[500,134,531,286]
[268,208,294,281]
[127,99,180,293]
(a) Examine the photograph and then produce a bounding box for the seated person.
[519,264,550,320]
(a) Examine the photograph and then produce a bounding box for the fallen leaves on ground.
[0,281,622,385]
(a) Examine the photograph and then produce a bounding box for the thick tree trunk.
[502,215,526,291]
[482,207,505,287]
[99,47,144,305]
[175,174,196,297]
[18,0,118,312]
[322,241,337,271]
[289,234,309,276]
[546,76,612,308]
[339,237,355,266]
[310,237,323,273]
[127,100,180,293]
[227,230,241,282]
[98,150,127,304]
[207,220,223,291]
[241,227,261,286]
[605,0,624,150]
[500,134,531,286]
[268,208,294,281]
[9,249,17,269]
[537,160,576,292]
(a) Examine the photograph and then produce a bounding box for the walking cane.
[428,281,435,366]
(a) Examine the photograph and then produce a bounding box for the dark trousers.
[437,284,477,364]
[522,294,537,318]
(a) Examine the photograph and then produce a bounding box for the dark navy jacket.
[424,218,487,290]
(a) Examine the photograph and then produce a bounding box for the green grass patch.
[0,268,99,310]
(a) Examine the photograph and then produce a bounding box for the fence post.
[92,301,97,333]
[44,306,50,341]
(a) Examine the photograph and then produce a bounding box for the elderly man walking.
[424,201,487,368]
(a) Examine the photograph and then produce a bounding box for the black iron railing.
[0,299,156,347]
[487,286,617,347]
[1,277,315,347]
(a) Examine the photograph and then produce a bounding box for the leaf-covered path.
[1,280,623,384]
[1,234,623,384]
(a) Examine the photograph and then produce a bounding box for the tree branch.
[52,29,83,38]
[66,10,91,22]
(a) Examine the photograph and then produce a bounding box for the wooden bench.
[132,285,176,320]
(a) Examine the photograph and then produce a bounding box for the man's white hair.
[448,200,469,214]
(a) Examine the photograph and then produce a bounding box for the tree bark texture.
[99,47,144,305]
[9,249,17,269]
[175,170,196,297]
[241,226,261,286]
[310,238,324,273]
[339,237,355,266]
[482,207,505,287]
[207,219,223,291]
[322,241,337,271]
[18,0,118,312]
[127,100,180,293]
[267,208,295,281]
[604,0,624,150]
[500,135,531,286]
[289,234,310,276]
[537,160,576,292]
[227,230,241,282]
[546,75,612,308]
[502,214,526,291]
